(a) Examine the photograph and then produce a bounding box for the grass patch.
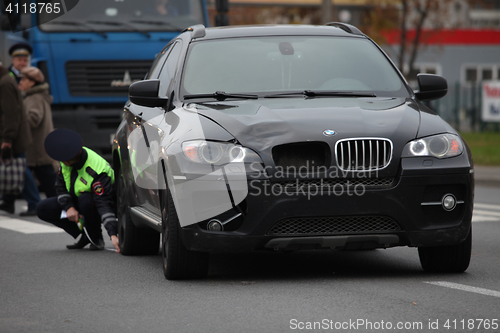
[460,132,500,166]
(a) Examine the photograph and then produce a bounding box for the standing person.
[18,66,57,205]
[2,47,43,215]
[36,129,120,252]
[0,58,32,213]
[8,42,32,83]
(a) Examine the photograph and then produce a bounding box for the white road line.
[475,203,500,211]
[473,209,500,217]
[425,281,500,298]
[472,215,499,223]
[0,217,64,234]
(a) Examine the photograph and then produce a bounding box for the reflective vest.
[60,147,114,197]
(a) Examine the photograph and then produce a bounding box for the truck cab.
[1,0,209,159]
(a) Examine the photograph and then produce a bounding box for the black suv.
[112,23,473,280]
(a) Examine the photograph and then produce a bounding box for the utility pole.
[322,0,333,23]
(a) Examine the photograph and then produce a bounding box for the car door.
[126,40,183,211]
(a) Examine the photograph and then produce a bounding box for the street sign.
[482,81,500,122]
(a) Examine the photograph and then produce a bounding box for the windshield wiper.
[130,20,181,30]
[42,20,107,38]
[87,20,150,38]
[265,90,376,98]
[184,91,259,101]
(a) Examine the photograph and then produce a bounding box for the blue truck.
[1,0,211,159]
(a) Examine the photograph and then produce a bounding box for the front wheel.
[161,188,209,280]
[418,229,472,273]
[117,167,159,255]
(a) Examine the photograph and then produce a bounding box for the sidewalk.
[474,165,500,187]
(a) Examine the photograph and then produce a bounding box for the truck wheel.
[117,168,159,255]
[418,229,472,273]
[161,188,209,280]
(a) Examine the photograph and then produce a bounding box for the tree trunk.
[399,0,408,75]
[408,0,431,80]
[322,0,333,24]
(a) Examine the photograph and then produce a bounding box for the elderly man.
[8,42,32,83]
[18,67,57,206]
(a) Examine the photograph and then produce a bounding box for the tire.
[161,187,209,280]
[418,229,472,273]
[117,168,159,255]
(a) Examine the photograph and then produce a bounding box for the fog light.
[207,219,223,231]
[442,194,457,211]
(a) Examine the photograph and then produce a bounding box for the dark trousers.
[36,193,103,240]
[30,165,57,198]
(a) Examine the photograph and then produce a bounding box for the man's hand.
[111,235,120,253]
[66,207,79,223]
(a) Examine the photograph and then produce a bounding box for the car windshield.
[182,36,410,98]
[38,0,205,32]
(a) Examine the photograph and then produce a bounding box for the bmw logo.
[323,129,337,137]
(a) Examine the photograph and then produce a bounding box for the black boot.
[66,233,90,249]
[0,201,15,214]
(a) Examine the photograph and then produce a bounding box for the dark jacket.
[0,66,32,155]
[7,64,21,83]
[55,148,118,237]
[23,83,55,167]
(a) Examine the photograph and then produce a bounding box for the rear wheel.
[161,187,209,280]
[418,229,472,273]
[117,168,159,255]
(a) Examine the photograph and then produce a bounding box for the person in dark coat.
[36,129,120,252]
[0,58,34,215]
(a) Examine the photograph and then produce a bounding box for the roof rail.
[183,24,206,39]
[325,22,363,36]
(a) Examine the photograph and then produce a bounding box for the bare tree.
[364,0,451,79]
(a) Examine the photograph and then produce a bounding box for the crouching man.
[37,129,120,253]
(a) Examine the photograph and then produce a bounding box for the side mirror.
[415,74,447,101]
[129,80,168,108]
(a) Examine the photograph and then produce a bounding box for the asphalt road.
[1,185,499,333]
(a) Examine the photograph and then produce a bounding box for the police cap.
[9,42,33,57]
[45,129,84,161]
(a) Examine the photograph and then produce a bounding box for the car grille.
[335,138,392,171]
[273,178,395,191]
[273,142,330,170]
[66,60,152,96]
[267,215,401,235]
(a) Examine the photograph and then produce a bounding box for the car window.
[182,36,409,98]
[158,41,182,96]
[147,44,173,80]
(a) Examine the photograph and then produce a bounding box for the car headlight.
[182,140,262,165]
[402,134,463,159]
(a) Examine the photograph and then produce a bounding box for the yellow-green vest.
[60,147,114,197]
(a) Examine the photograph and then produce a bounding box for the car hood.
[189,97,421,176]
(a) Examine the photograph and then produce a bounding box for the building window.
[463,65,500,84]
[466,68,477,82]
[482,69,493,81]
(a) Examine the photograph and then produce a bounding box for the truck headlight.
[402,134,463,159]
[182,140,262,165]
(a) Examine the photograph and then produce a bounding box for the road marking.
[475,203,500,211]
[425,281,500,298]
[472,215,500,222]
[0,217,64,234]
[472,203,500,222]
[473,209,500,217]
